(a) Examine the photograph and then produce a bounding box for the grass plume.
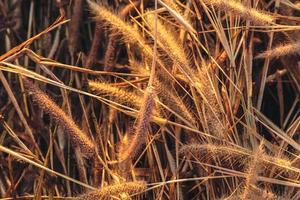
[118,86,155,162]
[23,78,95,156]
[88,80,143,108]
[240,142,264,199]
[195,66,226,138]
[180,143,293,171]
[88,80,161,117]
[202,0,274,24]
[103,1,139,71]
[155,79,197,126]
[76,181,146,200]
[256,42,300,59]
[145,13,194,81]
[88,0,153,58]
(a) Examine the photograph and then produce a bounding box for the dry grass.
[0,0,299,199]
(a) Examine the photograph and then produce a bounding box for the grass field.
[0,0,299,199]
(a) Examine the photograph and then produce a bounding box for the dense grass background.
[0,0,299,199]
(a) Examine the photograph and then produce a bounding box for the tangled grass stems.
[1,1,299,199]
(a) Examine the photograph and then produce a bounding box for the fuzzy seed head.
[76,181,147,200]
[88,1,153,58]
[203,0,274,24]
[23,78,95,157]
[256,42,300,59]
[88,80,143,108]
[145,13,194,80]
[241,142,264,200]
[119,86,155,162]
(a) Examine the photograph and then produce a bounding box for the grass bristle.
[195,66,226,138]
[146,12,194,80]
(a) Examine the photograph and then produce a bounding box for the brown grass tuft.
[68,0,83,55]
[85,23,102,68]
